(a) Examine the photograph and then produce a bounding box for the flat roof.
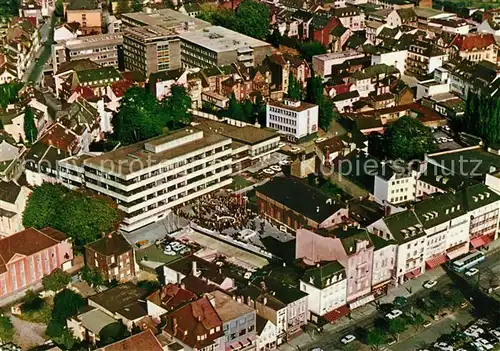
[179,26,270,53]
[268,99,317,112]
[84,128,230,176]
[124,25,176,41]
[64,33,123,50]
[192,118,279,146]
[312,50,364,62]
[121,9,211,30]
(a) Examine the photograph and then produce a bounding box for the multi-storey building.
[0,227,73,297]
[373,164,418,205]
[210,291,257,351]
[84,233,136,282]
[123,26,180,76]
[120,8,210,31]
[331,6,365,32]
[405,40,448,79]
[78,128,232,231]
[299,261,347,322]
[179,26,272,69]
[312,51,365,78]
[0,181,29,237]
[450,33,497,64]
[296,227,375,309]
[370,234,397,297]
[266,99,319,143]
[51,33,123,73]
[65,0,102,35]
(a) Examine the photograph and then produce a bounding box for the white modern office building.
[61,128,233,231]
[266,99,319,142]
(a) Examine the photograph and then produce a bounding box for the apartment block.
[266,99,319,143]
[52,33,123,73]
[179,26,272,68]
[123,26,181,76]
[120,8,210,31]
[80,128,233,231]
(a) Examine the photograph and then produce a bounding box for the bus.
[451,251,485,272]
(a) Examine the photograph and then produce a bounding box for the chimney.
[192,260,198,277]
[180,282,185,290]
[263,297,267,305]
[173,317,178,335]
[385,205,392,217]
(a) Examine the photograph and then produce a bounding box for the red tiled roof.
[0,227,65,274]
[451,33,496,51]
[39,123,79,152]
[103,330,163,351]
[74,85,96,100]
[25,17,37,27]
[111,79,134,98]
[146,283,197,310]
[164,297,224,349]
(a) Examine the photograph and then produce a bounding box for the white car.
[385,309,403,320]
[477,338,493,350]
[262,169,274,175]
[340,335,356,344]
[278,159,290,166]
[465,268,479,277]
[464,326,484,338]
[490,329,500,340]
[423,280,438,289]
[270,165,282,172]
[433,342,453,351]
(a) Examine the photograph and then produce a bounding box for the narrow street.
[25,15,56,83]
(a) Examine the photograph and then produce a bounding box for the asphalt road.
[294,249,500,351]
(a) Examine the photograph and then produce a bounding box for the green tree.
[163,84,192,129]
[305,74,334,131]
[268,28,281,48]
[366,328,387,349]
[234,0,270,40]
[388,318,407,336]
[137,280,161,293]
[384,116,435,161]
[227,93,245,121]
[23,183,121,250]
[51,289,85,324]
[22,183,67,229]
[54,0,64,16]
[253,94,267,126]
[42,269,71,292]
[197,4,236,28]
[99,322,130,346]
[131,0,143,11]
[287,72,301,100]
[298,41,326,62]
[411,314,425,330]
[0,315,14,342]
[24,106,37,144]
[22,290,44,313]
[0,82,23,110]
[242,99,254,123]
[81,266,104,287]
[0,0,19,19]
[112,87,164,145]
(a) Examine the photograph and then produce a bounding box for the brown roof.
[164,297,224,349]
[103,329,163,351]
[146,283,197,311]
[181,275,217,295]
[40,227,68,242]
[451,33,496,51]
[39,123,80,153]
[0,228,65,274]
[85,233,132,257]
[267,99,317,112]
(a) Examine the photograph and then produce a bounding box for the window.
[239,328,246,336]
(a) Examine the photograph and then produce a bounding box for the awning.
[471,235,492,249]
[372,279,391,290]
[404,267,421,280]
[425,254,447,269]
[240,339,251,347]
[230,341,242,350]
[247,335,257,343]
[349,294,375,309]
[323,305,350,323]
[447,249,465,260]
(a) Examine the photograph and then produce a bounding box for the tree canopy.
[23,183,121,250]
[384,116,435,161]
[42,269,71,292]
[24,107,37,144]
[366,328,387,349]
[112,86,192,145]
[298,41,326,62]
[0,82,23,110]
[0,0,18,19]
[99,322,130,346]
[287,72,302,100]
[131,0,143,12]
[197,0,270,40]
[305,74,335,131]
[81,266,104,287]
[47,289,84,348]
[0,315,14,342]
[460,92,500,146]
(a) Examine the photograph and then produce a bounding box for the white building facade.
[266,99,319,142]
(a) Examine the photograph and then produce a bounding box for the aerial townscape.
[1,0,500,349]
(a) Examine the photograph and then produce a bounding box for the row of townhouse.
[0,17,41,82]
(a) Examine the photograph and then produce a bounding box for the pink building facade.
[0,227,73,297]
[296,227,374,309]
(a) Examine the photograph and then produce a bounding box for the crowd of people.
[175,192,257,233]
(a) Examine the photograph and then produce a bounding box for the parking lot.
[434,127,462,151]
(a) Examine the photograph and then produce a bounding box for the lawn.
[18,298,52,324]
[228,175,254,190]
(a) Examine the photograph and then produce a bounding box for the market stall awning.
[323,305,350,323]
[471,235,492,249]
[425,254,447,269]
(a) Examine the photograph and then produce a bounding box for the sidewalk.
[281,240,500,351]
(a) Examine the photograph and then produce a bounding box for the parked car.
[465,268,479,277]
[394,296,407,307]
[270,165,282,172]
[423,321,432,328]
[385,309,403,320]
[490,329,500,340]
[433,342,453,351]
[340,335,356,344]
[423,280,438,289]
[477,338,493,350]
